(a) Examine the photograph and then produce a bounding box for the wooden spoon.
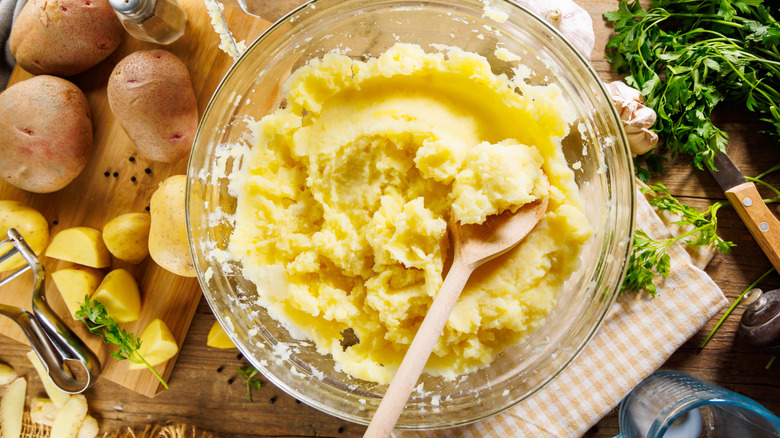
[363,197,549,438]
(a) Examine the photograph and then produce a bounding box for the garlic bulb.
[606,81,659,156]
[515,0,595,60]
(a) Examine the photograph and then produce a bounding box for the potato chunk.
[207,321,235,349]
[0,200,49,272]
[52,267,105,317]
[103,213,151,264]
[129,318,178,369]
[45,227,111,268]
[91,269,141,323]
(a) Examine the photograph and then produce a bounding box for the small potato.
[103,212,151,264]
[107,50,198,163]
[91,269,141,323]
[128,318,178,369]
[0,200,49,272]
[51,266,105,317]
[149,175,196,277]
[45,227,111,268]
[9,0,123,76]
[0,76,92,193]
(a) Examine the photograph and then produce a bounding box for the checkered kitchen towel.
[398,185,729,437]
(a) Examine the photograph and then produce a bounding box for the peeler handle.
[0,304,100,393]
[0,229,101,393]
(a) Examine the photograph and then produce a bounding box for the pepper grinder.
[738,288,780,354]
[110,0,187,45]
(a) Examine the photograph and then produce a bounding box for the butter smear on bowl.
[227,43,592,385]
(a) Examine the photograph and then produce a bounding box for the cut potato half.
[45,227,111,268]
[52,266,105,317]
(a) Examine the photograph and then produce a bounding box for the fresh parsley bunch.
[605,0,780,173]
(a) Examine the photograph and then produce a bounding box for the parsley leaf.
[75,296,169,389]
[604,0,780,169]
[622,183,733,295]
[236,365,264,402]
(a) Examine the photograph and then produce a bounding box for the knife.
[710,150,780,272]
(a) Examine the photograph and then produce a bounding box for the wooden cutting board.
[0,0,270,397]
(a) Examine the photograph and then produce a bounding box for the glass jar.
[110,0,187,45]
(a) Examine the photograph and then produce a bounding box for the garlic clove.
[627,129,659,156]
[516,0,595,60]
[606,81,659,156]
[607,80,644,103]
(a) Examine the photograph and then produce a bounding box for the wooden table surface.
[1,1,779,437]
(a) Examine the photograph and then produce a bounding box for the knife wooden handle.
[725,182,780,272]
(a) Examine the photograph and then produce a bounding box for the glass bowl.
[187,0,635,430]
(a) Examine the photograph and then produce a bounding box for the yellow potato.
[206,321,235,349]
[149,175,196,277]
[102,213,151,264]
[91,269,141,323]
[129,318,178,369]
[0,200,49,272]
[0,377,26,438]
[45,227,111,268]
[51,267,105,317]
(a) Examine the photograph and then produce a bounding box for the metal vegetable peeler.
[0,228,101,393]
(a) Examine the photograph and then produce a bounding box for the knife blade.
[710,150,780,272]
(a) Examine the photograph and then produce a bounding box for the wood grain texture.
[1,0,778,437]
[0,0,270,397]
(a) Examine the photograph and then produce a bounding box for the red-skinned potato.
[107,50,199,163]
[0,75,92,193]
[9,0,123,77]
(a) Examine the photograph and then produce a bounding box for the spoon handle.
[364,257,473,438]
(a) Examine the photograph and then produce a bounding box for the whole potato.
[0,75,92,193]
[9,0,123,76]
[149,175,196,277]
[107,50,198,163]
[102,212,151,264]
[0,200,49,272]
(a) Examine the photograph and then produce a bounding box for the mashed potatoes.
[229,43,591,384]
